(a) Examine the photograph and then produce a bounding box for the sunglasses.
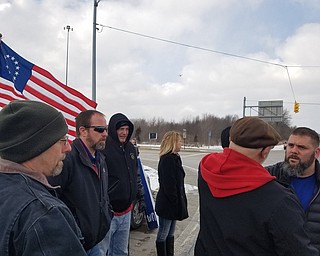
[85,125,108,133]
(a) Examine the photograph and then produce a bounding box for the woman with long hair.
[155,131,189,256]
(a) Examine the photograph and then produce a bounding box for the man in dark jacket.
[49,110,112,255]
[0,100,86,256]
[195,117,319,256]
[99,113,145,256]
[266,127,320,251]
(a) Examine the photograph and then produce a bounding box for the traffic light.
[294,101,300,113]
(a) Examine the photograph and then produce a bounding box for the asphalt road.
[129,147,285,256]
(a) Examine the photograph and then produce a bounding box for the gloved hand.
[138,199,146,212]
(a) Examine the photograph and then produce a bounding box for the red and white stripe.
[0,65,96,141]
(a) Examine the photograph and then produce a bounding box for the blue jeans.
[99,211,131,256]
[156,217,176,242]
[86,244,100,256]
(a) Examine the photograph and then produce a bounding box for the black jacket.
[0,159,86,256]
[155,152,189,221]
[101,113,144,213]
[195,149,318,256]
[195,170,318,256]
[48,138,112,251]
[266,160,320,252]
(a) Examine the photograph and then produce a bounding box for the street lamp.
[64,25,73,86]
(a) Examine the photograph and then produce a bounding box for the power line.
[96,23,320,104]
[97,24,320,69]
[285,67,296,101]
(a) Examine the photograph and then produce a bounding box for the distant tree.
[132,111,293,145]
[282,109,292,127]
[135,126,142,143]
[194,135,199,147]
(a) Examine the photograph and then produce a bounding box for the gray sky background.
[1,0,320,131]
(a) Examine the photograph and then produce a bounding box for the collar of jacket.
[0,158,56,188]
[72,138,103,172]
[314,160,320,182]
[201,148,275,198]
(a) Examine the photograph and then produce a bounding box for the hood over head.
[200,148,275,198]
[108,113,134,143]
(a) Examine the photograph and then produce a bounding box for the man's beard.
[93,140,106,150]
[52,161,64,176]
[283,154,315,177]
[87,135,106,151]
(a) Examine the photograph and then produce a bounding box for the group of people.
[155,118,320,255]
[195,117,320,255]
[1,100,320,256]
[0,100,145,256]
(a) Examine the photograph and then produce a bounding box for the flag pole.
[64,25,73,86]
[92,0,100,102]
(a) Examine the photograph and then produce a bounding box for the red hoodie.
[200,148,275,198]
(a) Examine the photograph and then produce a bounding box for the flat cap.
[230,117,281,148]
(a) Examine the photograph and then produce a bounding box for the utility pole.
[64,25,73,86]
[243,96,246,117]
[92,0,101,102]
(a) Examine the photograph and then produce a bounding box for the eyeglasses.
[60,136,69,146]
[84,126,108,133]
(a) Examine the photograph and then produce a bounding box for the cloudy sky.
[1,0,320,131]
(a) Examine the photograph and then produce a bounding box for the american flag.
[0,40,97,140]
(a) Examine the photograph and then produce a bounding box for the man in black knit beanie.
[0,100,86,256]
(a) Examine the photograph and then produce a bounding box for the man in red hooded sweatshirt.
[195,117,319,256]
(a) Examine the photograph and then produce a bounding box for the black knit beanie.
[0,100,68,163]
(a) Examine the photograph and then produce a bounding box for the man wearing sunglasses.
[49,110,113,256]
[99,113,145,256]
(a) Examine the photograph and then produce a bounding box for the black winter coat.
[266,160,320,252]
[195,170,319,256]
[0,159,86,256]
[101,113,144,213]
[48,138,112,251]
[155,153,188,220]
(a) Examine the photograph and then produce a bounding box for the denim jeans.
[86,244,100,256]
[156,217,176,242]
[99,211,131,256]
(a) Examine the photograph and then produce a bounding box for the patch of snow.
[143,166,198,193]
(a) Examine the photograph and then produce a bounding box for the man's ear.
[79,126,88,137]
[315,147,320,159]
[260,146,271,160]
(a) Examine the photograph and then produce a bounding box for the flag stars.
[4,54,20,81]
